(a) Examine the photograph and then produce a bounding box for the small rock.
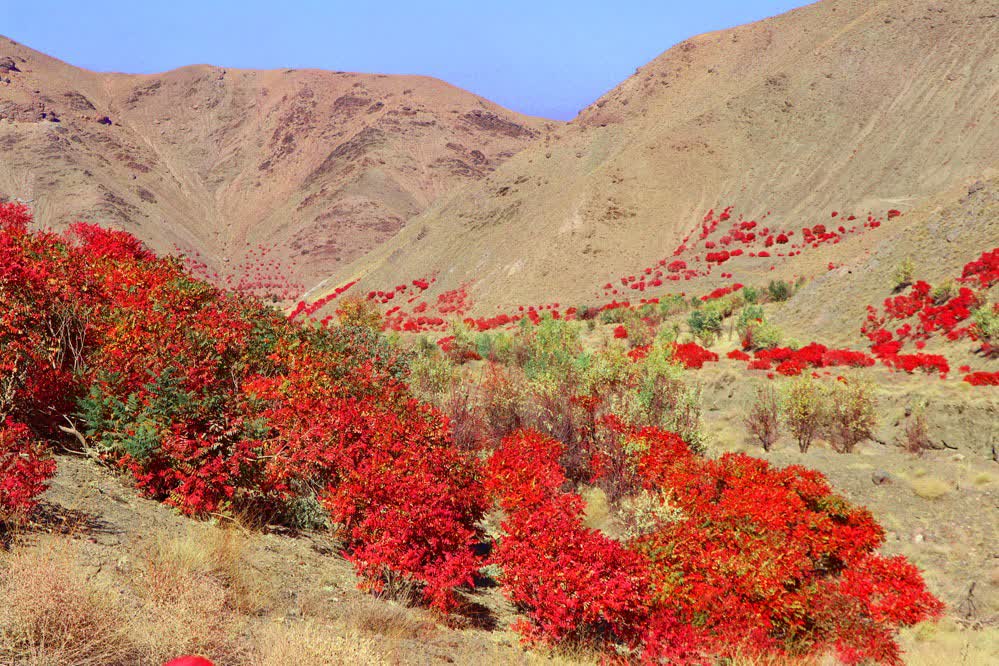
[913,533,925,544]
[872,470,892,485]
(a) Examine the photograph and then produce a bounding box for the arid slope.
[0,37,554,294]
[323,0,998,310]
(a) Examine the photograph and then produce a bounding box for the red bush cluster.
[0,202,484,609]
[861,248,997,373]
[485,428,943,664]
[742,343,875,376]
[963,371,999,387]
[673,342,719,369]
[0,419,56,520]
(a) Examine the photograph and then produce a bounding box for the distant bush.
[971,303,997,347]
[744,384,781,451]
[899,402,933,455]
[687,307,723,345]
[892,257,915,292]
[824,380,878,453]
[766,279,792,302]
[657,294,689,317]
[781,376,826,453]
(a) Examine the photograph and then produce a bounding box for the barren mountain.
[0,37,554,297]
[321,0,997,312]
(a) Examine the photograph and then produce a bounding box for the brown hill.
[320,0,997,313]
[0,37,555,297]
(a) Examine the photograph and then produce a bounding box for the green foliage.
[930,280,956,305]
[657,294,689,317]
[823,380,878,453]
[521,316,583,382]
[766,279,792,302]
[892,257,915,292]
[599,308,628,325]
[781,376,826,453]
[736,305,765,337]
[971,303,998,343]
[741,286,759,304]
[407,349,459,400]
[687,306,723,345]
[79,367,193,460]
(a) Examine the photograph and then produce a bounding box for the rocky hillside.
[0,37,554,297]
[321,0,997,311]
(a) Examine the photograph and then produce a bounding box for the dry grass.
[0,539,138,666]
[581,486,610,530]
[125,525,268,663]
[899,620,999,666]
[972,472,994,487]
[910,475,953,500]
[345,599,436,641]
[249,618,388,665]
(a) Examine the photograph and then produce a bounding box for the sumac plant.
[1,201,944,660]
[0,201,483,610]
[485,427,943,665]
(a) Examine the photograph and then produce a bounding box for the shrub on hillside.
[892,257,915,292]
[824,379,878,453]
[766,279,792,302]
[0,420,56,522]
[744,384,781,451]
[781,376,827,453]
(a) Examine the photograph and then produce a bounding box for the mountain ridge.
[0,34,556,298]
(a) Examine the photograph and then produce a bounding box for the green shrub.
[971,303,997,344]
[599,308,628,325]
[736,305,765,337]
[930,280,956,305]
[766,280,792,302]
[657,295,689,317]
[781,376,827,453]
[823,380,878,453]
[892,257,915,292]
[688,306,723,345]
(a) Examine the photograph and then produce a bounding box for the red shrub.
[0,419,56,521]
[673,342,719,369]
[963,371,999,386]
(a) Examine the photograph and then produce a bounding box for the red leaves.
[486,431,651,649]
[613,324,629,339]
[672,342,719,369]
[0,419,56,521]
[963,371,999,386]
[486,427,942,663]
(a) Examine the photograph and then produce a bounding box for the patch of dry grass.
[249,618,388,665]
[125,525,267,663]
[581,486,610,530]
[345,599,436,641]
[0,539,138,666]
[910,475,953,499]
[899,620,999,666]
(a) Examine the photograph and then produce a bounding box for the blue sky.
[6,0,809,120]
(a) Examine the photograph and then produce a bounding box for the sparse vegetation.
[824,379,878,453]
[744,384,781,451]
[892,257,915,292]
[781,376,826,453]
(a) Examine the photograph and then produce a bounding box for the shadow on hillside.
[26,501,118,538]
